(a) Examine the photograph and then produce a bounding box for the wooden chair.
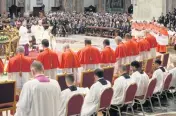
[66,94,84,116]
[98,87,114,116]
[135,78,157,115]
[80,70,94,88]
[144,58,154,78]
[0,81,16,116]
[162,53,169,68]
[56,74,68,91]
[111,83,137,116]
[152,73,172,109]
[103,67,114,84]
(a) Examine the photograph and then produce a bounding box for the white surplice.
[131,71,149,96]
[81,79,111,116]
[114,58,126,74]
[8,72,32,89]
[111,75,134,105]
[31,25,37,36]
[15,79,62,116]
[150,48,157,58]
[34,25,44,45]
[151,67,168,93]
[58,87,89,116]
[19,26,29,45]
[169,67,176,87]
[44,68,57,80]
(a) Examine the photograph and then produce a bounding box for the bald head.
[30,61,44,76]
[115,36,122,45]
[125,33,132,40]
[16,46,25,54]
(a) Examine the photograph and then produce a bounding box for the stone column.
[0,0,6,14]
[133,0,166,21]
[98,0,102,12]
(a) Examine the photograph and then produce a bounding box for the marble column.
[133,0,166,21]
[0,0,6,14]
[98,0,102,11]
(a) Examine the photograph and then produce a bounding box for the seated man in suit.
[58,74,88,116]
[81,68,111,116]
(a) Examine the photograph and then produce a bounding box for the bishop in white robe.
[15,61,62,116]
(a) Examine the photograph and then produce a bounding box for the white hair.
[16,46,25,53]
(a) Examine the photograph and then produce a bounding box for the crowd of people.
[0,11,132,37]
[0,9,176,116]
[0,27,175,115]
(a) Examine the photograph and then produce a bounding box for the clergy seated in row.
[109,65,134,116]
[0,58,4,75]
[58,74,89,116]
[81,68,111,116]
[114,36,127,74]
[124,33,139,63]
[151,59,168,93]
[60,44,80,83]
[168,56,176,87]
[145,31,157,58]
[131,61,149,97]
[15,61,62,116]
[100,39,116,67]
[77,39,101,71]
[7,46,33,94]
[36,39,59,79]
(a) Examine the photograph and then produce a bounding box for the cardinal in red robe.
[145,31,157,58]
[124,34,139,63]
[7,46,32,92]
[157,26,168,53]
[36,39,59,79]
[60,44,80,83]
[77,39,100,71]
[100,39,116,67]
[114,36,127,74]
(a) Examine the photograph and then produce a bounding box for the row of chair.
[56,53,169,91]
[66,73,174,116]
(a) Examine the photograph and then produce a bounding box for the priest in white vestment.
[152,59,168,93]
[15,61,62,116]
[58,74,89,116]
[131,61,149,97]
[81,69,111,116]
[111,65,134,105]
